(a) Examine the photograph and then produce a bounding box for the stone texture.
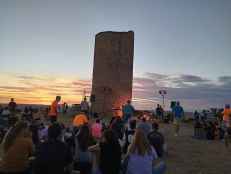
[91,31,134,117]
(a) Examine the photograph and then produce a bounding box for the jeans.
[153,161,166,174]
[123,114,132,123]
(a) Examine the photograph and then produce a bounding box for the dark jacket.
[99,142,121,174]
[34,140,72,174]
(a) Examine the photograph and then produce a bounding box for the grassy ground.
[162,123,231,174]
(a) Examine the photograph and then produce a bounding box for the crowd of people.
[0,97,167,174]
[193,104,231,144]
[1,96,230,174]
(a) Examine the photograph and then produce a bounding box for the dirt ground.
[161,123,231,174]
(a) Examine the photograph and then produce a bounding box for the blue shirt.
[123,104,135,115]
[127,148,157,174]
[173,105,184,118]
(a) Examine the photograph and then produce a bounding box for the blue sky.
[0,0,231,110]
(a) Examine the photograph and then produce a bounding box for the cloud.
[0,73,91,104]
[1,72,231,110]
[133,73,231,110]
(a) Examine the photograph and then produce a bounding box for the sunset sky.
[1,0,231,111]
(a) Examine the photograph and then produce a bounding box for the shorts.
[174,117,181,125]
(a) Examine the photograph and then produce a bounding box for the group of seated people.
[194,117,226,140]
[0,110,167,174]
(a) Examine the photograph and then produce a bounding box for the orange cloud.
[0,73,91,105]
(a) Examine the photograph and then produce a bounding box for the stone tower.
[91,31,134,117]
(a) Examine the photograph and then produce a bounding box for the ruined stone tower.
[91,31,134,117]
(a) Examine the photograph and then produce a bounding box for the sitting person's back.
[148,122,165,158]
[126,129,158,174]
[137,117,152,137]
[99,130,121,174]
[0,122,33,174]
[74,125,93,174]
[34,123,72,174]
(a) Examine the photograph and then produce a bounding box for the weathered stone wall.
[91,31,134,117]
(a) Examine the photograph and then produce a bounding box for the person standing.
[8,98,17,115]
[155,104,161,120]
[122,100,135,123]
[222,104,231,128]
[80,97,90,116]
[48,96,61,123]
[172,101,184,136]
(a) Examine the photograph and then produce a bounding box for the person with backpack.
[148,122,165,158]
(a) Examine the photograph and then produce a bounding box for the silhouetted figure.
[8,98,17,115]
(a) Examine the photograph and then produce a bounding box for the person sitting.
[206,121,216,140]
[124,129,166,174]
[110,116,124,140]
[91,119,102,140]
[74,125,93,174]
[148,122,166,158]
[89,130,121,174]
[1,107,10,118]
[34,123,72,174]
[0,121,33,174]
[137,117,152,137]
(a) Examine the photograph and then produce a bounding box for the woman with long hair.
[74,124,93,174]
[89,129,122,174]
[0,121,33,174]
[125,128,166,174]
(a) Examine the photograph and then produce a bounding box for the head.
[56,96,61,102]
[84,97,87,101]
[3,121,29,152]
[127,100,131,104]
[128,129,151,156]
[10,98,14,102]
[157,104,160,107]
[176,101,180,106]
[48,123,62,141]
